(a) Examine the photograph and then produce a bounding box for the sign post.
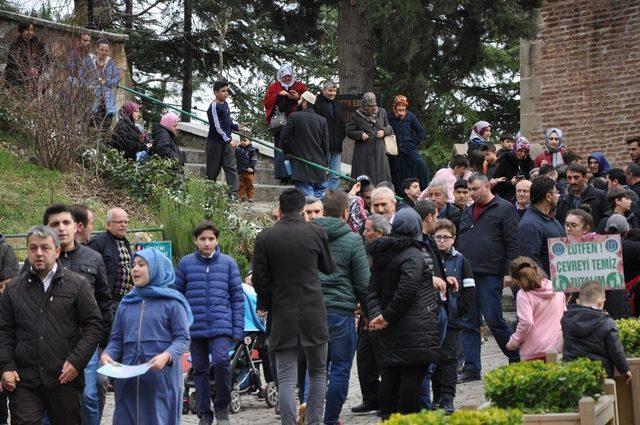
[548,235,625,292]
[134,241,173,260]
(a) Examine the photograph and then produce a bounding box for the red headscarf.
[393,95,409,117]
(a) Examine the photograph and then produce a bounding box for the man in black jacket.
[625,162,640,199]
[252,188,333,425]
[425,179,462,232]
[562,281,631,381]
[281,91,330,198]
[23,204,112,425]
[457,173,520,382]
[0,226,102,425]
[88,207,132,309]
[556,163,606,225]
[0,234,19,288]
[314,80,346,191]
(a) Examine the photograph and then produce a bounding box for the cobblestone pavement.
[102,337,506,424]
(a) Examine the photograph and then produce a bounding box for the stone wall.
[0,10,133,107]
[520,0,640,166]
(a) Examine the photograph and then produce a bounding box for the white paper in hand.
[97,362,151,379]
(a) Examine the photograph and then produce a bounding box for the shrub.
[383,407,522,425]
[484,358,606,413]
[616,318,640,357]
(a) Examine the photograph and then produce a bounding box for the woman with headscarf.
[535,127,565,167]
[467,121,492,153]
[367,208,440,418]
[346,92,394,185]
[4,22,48,91]
[109,102,149,161]
[151,112,185,168]
[263,64,307,182]
[387,95,430,194]
[101,249,192,425]
[493,136,535,201]
[587,151,612,181]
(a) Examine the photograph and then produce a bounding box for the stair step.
[184,163,281,185]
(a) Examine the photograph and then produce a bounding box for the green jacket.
[315,217,370,315]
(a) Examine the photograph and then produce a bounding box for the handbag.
[384,134,398,156]
[268,106,287,133]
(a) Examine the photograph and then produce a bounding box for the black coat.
[280,108,330,184]
[0,266,102,389]
[458,196,520,276]
[367,236,440,367]
[4,36,48,88]
[555,184,607,225]
[314,93,346,153]
[151,124,185,167]
[561,304,629,377]
[346,108,394,185]
[22,243,113,347]
[110,116,147,161]
[0,235,19,281]
[439,202,462,233]
[252,214,333,350]
[493,151,535,201]
[88,232,132,305]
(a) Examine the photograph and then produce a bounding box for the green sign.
[133,241,172,260]
[548,235,625,292]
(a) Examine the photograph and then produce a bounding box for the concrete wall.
[0,10,133,107]
[520,0,640,166]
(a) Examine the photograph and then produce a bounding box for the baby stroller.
[183,286,278,414]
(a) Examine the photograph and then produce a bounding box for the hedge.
[383,408,522,425]
[484,358,605,413]
[616,318,640,357]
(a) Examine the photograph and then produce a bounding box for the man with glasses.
[517,177,565,275]
[556,163,606,225]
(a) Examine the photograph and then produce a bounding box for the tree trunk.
[124,0,133,30]
[181,0,193,122]
[73,0,88,26]
[338,0,374,93]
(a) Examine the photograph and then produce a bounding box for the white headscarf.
[277,64,296,90]
[469,120,491,141]
[544,127,565,166]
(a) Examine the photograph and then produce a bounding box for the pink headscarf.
[514,136,530,152]
[121,102,141,118]
[160,112,180,133]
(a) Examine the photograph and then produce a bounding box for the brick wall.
[520,0,640,167]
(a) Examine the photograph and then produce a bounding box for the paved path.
[101,336,506,424]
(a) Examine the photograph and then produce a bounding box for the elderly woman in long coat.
[347,92,394,185]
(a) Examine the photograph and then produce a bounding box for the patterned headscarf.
[393,95,409,117]
[469,121,491,141]
[356,92,379,123]
[544,127,565,166]
[121,102,141,119]
[514,136,531,152]
[277,63,296,90]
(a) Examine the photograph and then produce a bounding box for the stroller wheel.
[189,392,197,415]
[265,382,278,408]
[229,385,241,414]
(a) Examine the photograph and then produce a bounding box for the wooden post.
[604,379,620,425]
[579,397,596,425]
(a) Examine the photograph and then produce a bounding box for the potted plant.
[382,407,522,424]
[614,318,640,425]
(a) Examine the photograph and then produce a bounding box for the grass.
[0,133,159,257]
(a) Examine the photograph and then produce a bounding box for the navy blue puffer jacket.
[174,247,244,340]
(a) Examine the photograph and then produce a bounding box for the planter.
[614,358,640,425]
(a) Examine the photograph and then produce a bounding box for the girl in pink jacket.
[506,257,566,360]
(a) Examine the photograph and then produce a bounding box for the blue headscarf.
[588,152,611,177]
[121,249,193,326]
[391,208,423,240]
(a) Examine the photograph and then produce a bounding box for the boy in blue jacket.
[174,221,244,425]
[235,133,259,203]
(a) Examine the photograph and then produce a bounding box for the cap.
[298,91,317,106]
[606,214,630,234]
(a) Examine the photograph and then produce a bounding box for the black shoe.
[198,414,213,425]
[457,369,481,383]
[439,395,454,414]
[351,402,379,413]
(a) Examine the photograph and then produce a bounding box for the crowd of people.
[3,23,640,425]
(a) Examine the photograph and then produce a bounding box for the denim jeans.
[191,337,231,418]
[461,273,519,373]
[326,153,342,190]
[420,305,447,408]
[294,181,328,198]
[324,314,357,424]
[81,349,100,425]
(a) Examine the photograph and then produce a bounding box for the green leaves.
[616,318,640,357]
[484,358,606,413]
[382,407,522,425]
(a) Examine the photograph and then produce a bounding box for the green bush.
[383,407,522,425]
[616,318,640,357]
[484,358,606,413]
